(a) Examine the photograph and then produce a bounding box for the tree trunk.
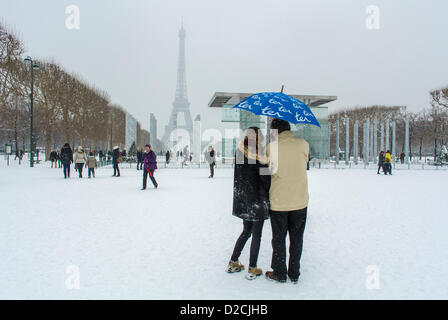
[44,107,51,161]
[63,106,71,143]
[419,138,422,160]
[14,114,18,157]
[45,126,52,161]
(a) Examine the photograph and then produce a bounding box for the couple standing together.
[228,119,309,284]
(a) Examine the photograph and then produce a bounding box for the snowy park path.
[0,162,447,299]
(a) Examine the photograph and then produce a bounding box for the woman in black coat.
[136,147,143,170]
[227,127,271,280]
[377,151,385,174]
[60,143,73,179]
[112,146,121,177]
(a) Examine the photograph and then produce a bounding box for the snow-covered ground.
[0,158,447,299]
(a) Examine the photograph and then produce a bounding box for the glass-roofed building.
[208,92,337,160]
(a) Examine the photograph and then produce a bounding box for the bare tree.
[431,86,448,110]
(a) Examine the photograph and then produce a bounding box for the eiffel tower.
[162,22,193,147]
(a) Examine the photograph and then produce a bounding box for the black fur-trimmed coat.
[232,143,271,221]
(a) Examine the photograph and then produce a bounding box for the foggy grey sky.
[1,0,448,135]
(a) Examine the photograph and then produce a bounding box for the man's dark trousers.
[113,163,120,176]
[270,207,307,281]
[143,169,158,188]
[63,163,70,178]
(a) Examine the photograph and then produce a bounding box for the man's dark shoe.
[265,271,286,283]
[289,277,299,284]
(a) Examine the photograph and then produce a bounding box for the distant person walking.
[165,150,171,164]
[384,150,393,175]
[400,152,405,164]
[205,146,216,178]
[377,151,385,174]
[56,148,62,168]
[182,146,189,165]
[141,144,158,189]
[112,146,121,177]
[265,119,309,284]
[49,149,58,168]
[60,143,73,179]
[227,127,271,280]
[136,147,143,170]
[18,149,23,165]
[73,146,87,178]
[86,151,97,178]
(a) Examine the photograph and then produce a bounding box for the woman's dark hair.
[63,143,70,148]
[244,126,261,154]
[270,118,291,134]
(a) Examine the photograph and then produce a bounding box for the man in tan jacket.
[265,119,309,284]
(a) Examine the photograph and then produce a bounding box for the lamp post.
[343,116,349,165]
[353,120,359,165]
[335,119,339,164]
[109,109,115,161]
[24,56,39,167]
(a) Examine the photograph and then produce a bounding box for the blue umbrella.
[232,91,320,127]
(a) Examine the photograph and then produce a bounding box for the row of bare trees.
[329,95,448,160]
[0,23,150,161]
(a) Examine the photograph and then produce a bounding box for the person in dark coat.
[60,143,73,179]
[141,144,158,189]
[112,146,121,177]
[227,127,271,280]
[56,148,62,168]
[49,150,58,168]
[136,147,143,170]
[165,150,171,164]
[18,149,23,165]
[377,151,385,174]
